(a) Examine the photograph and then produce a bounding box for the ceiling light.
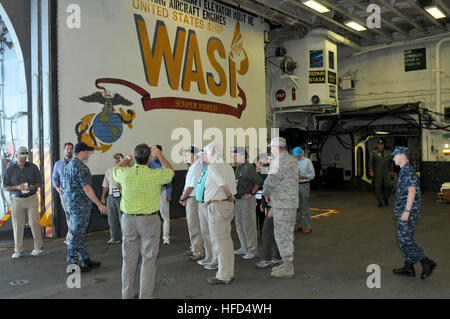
[375,131,390,135]
[344,21,367,31]
[303,1,330,13]
[425,5,446,19]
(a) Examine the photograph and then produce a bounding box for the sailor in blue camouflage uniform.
[64,142,107,272]
[392,146,436,279]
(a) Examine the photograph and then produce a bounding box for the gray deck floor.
[0,190,449,299]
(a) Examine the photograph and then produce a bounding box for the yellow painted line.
[311,208,341,219]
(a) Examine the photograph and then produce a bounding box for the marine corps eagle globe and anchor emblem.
[76,81,136,153]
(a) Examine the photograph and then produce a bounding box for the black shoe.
[378,201,384,207]
[66,263,90,273]
[421,258,437,279]
[384,199,389,206]
[84,259,101,269]
[393,262,415,277]
[80,263,91,273]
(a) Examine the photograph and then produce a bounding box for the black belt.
[14,192,37,198]
[299,181,310,184]
[128,210,159,216]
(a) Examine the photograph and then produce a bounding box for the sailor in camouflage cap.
[391,146,437,279]
[261,137,299,278]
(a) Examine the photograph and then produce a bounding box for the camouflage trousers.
[396,213,427,264]
[67,208,91,264]
[273,207,297,263]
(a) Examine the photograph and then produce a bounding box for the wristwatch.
[404,208,410,212]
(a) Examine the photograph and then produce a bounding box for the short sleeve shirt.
[195,167,208,202]
[113,164,174,215]
[204,162,237,202]
[235,163,263,196]
[3,162,42,197]
[184,160,203,197]
[102,167,121,195]
[394,163,421,216]
[63,157,92,213]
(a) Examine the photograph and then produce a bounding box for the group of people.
[179,137,315,284]
[1,136,437,299]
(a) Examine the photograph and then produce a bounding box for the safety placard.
[309,71,325,84]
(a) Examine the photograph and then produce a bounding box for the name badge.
[21,183,30,194]
[112,188,121,198]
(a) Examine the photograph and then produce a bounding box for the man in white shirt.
[203,142,237,284]
[293,147,315,234]
[101,153,124,244]
[179,146,204,262]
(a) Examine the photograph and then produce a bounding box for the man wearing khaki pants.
[233,147,263,260]
[203,142,237,285]
[179,146,204,262]
[114,144,174,299]
[3,146,44,259]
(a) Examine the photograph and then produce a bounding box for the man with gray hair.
[262,137,299,278]
[203,142,237,284]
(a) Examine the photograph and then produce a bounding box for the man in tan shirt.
[102,153,125,244]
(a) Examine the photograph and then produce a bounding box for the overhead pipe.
[307,28,362,51]
[352,32,450,56]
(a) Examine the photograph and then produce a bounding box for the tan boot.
[271,261,294,278]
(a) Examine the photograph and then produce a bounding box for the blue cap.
[293,147,303,157]
[74,142,94,153]
[390,146,410,156]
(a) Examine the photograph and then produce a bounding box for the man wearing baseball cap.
[3,146,44,259]
[391,146,436,279]
[64,142,107,272]
[232,146,263,260]
[369,139,394,207]
[179,146,204,262]
[262,137,299,278]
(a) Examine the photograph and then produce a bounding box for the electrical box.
[340,78,355,90]
[270,34,338,109]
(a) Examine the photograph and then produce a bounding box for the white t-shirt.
[102,167,121,195]
[184,160,203,197]
[204,162,237,202]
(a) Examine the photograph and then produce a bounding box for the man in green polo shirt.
[113,143,174,299]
